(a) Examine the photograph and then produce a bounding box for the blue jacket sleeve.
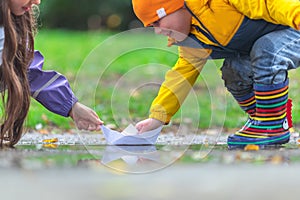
[28,51,78,117]
[0,26,4,66]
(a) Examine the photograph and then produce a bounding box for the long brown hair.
[0,1,36,147]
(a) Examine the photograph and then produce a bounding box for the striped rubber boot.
[227,79,291,148]
[234,91,293,128]
[233,92,256,117]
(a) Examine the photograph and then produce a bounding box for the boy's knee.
[221,58,253,84]
[221,59,253,96]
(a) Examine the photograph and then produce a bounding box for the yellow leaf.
[244,144,260,151]
[42,138,58,143]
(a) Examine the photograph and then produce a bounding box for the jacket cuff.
[64,95,79,117]
[149,105,171,124]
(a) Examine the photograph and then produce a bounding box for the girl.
[0,0,103,146]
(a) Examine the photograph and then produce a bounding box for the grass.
[27,29,300,132]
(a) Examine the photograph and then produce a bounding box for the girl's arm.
[28,51,102,130]
[1,29,102,130]
[28,51,78,117]
[1,32,77,117]
[0,26,3,66]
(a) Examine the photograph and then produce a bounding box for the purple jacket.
[28,51,78,117]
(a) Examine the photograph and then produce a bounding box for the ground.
[1,127,300,200]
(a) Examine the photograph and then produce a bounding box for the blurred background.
[39,0,141,31]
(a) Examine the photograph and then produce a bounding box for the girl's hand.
[69,102,103,131]
[135,118,163,133]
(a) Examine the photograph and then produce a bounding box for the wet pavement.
[1,130,300,200]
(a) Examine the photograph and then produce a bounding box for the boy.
[132,0,300,148]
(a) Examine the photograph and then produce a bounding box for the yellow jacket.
[149,0,300,123]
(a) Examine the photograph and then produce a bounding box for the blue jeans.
[221,28,300,96]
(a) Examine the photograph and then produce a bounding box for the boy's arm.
[228,0,300,30]
[149,47,211,124]
[28,51,78,117]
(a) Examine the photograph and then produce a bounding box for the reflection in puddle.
[0,142,299,170]
[0,144,188,171]
[99,145,187,173]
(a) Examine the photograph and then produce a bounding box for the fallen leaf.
[42,138,58,143]
[41,114,49,123]
[244,144,260,151]
[39,129,49,134]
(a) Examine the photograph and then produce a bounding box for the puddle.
[0,142,298,171]
[1,130,300,171]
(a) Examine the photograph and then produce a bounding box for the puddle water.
[0,142,298,171]
[1,130,300,171]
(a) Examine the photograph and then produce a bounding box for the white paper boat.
[101,124,162,145]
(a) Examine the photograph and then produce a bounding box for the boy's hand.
[135,118,163,133]
[69,102,103,131]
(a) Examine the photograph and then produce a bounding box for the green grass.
[27,29,300,131]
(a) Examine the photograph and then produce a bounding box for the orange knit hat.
[132,0,185,27]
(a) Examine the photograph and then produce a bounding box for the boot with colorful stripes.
[227,79,292,148]
[233,92,256,117]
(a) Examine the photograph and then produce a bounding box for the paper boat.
[101,124,162,145]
